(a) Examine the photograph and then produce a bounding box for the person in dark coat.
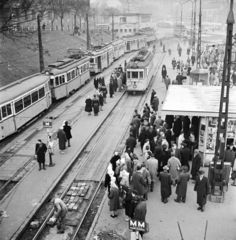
[150,89,156,105]
[172,58,177,70]
[109,79,114,98]
[125,133,136,153]
[123,186,133,221]
[100,75,105,86]
[176,73,183,85]
[165,125,172,149]
[85,96,92,115]
[110,152,121,172]
[35,139,47,170]
[183,116,191,135]
[57,126,67,154]
[191,149,201,180]
[108,181,120,217]
[130,122,137,139]
[165,115,174,129]
[161,65,167,82]
[150,112,156,126]
[63,121,72,147]
[98,92,104,111]
[94,77,98,89]
[224,143,236,167]
[92,94,99,116]
[175,166,190,203]
[173,116,182,145]
[139,127,149,153]
[132,165,146,196]
[159,165,172,203]
[191,54,196,66]
[152,95,159,112]
[180,142,191,170]
[194,170,210,212]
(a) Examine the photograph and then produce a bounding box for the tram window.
[23,95,31,108]
[2,106,7,118]
[32,91,39,103]
[90,58,94,63]
[127,71,131,78]
[61,75,65,83]
[39,87,45,98]
[77,68,80,75]
[132,72,138,78]
[140,71,144,79]
[50,78,54,87]
[72,70,75,79]
[0,111,2,121]
[87,63,89,70]
[55,77,59,86]
[15,99,23,113]
[6,104,12,115]
[67,72,71,81]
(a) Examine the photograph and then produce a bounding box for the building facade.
[108,13,154,38]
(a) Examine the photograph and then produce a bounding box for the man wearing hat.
[159,165,172,203]
[191,149,201,181]
[194,169,210,212]
[151,94,159,112]
[224,142,236,168]
[125,132,136,153]
[175,166,190,203]
[132,165,146,197]
[180,141,191,171]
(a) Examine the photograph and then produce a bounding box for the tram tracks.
[17,50,166,240]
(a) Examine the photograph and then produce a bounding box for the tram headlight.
[133,82,137,88]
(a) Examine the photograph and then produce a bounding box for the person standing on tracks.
[161,65,167,82]
[92,94,100,116]
[57,126,67,154]
[85,96,92,115]
[35,139,47,171]
[63,121,72,147]
[51,197,68,234]
[151,95,159,113]
[194,169,210,212]
[47,136,55,167]
[159,165,172,203]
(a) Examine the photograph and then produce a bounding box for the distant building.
[108,13,155,38]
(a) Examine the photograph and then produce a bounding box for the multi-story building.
[108,13,154,38]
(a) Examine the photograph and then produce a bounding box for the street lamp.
[175,0,190,40]
[189,0,197,53]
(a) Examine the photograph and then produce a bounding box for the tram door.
[127,41,130,52]
[98,56,102,72]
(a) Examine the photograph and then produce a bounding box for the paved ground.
[90,36,236,240]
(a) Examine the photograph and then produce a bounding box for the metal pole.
[37,14,44,72]
[181,5,183,39]
[193,0,196,54]
[86,13,90,50]
[196,0,202,69]
[112,13,114,41]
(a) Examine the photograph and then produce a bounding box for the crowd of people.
[104,98,210,238]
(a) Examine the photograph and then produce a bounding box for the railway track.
[0,51,139,202]
[17,49,166,240]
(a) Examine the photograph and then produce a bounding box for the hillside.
[0,30,112,88]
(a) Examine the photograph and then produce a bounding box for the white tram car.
[0,74,51,140]
[126,50,155,93]
[89,44,114,74]
[124,35,147,53]
[112,39,125,60]
[45,57,90,100]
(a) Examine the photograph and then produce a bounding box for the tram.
[173,23,186,38]
[126,49,155,93]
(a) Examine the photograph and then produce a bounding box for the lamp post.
[175,0,190,40]
[189,0,196,53]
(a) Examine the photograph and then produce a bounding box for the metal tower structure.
[212,0,234,197]
[196,0,202,69]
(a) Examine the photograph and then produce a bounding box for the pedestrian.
[141,163,151,200]
[178,47,182,57]
[159,165,172,203]
[168,48,171,56]
[224,143,236,168]
[209,72,215,86]
[151,94,159,112]
[150,89,156,105]
[92,94,99,116]
[105,166,113,194]
[132,164,146,196]
[172,57,177,70]
[94,77,98,89]
[85,96,92,115]
[47,135,55,167]
[164,75,171,91]
[161,65,167,82]
[180,142,191,171]
[163,44,165,52]
[130,122,137,139]
[120,164,130,188]
[125,133,136,153]
[167,151,181,186]
[191,54,196,66]
[57,126,67,154]
[110,151,121,172]
[108,181,120,217]
[147,153,158,192]
[175,165,190,203]
[109,79,114,98]
[35,139,47,170]
[98,92,104,111]
[123,186,133,221]
[154,115,162,129]
[173,116,182,145]
[194,169,210,212]
[63,121,72,147]
[50,197,68,234]
[191,149,201,180]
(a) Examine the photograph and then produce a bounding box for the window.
[72,70,75,79]
[50,78,54,87]
[15,99,23,113]
[61,75,65,83]
[23,95,31,108]
[67,72,71,81]
[125,29,127,33]
[55,77,59,86]
[32,91,39,103]
[77,68,80,75]
[87,63,89,70]
[140,71,144,79]
[0,111,2,121]
[129,29,132,32]
[120,29,123,32]
[6,104,12,115]
[134,29,136,32]
[120,17,127,23]
[132,72,138,78]
[90,58,94,63]
[2,106,7,118]
[127,71,131,78]
[2,104,12,118]
[39,87,45,98]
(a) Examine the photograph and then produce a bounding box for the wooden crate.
[209,192,224,203]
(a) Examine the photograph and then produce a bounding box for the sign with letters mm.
[129,219,148,232]
[43,120,52,128]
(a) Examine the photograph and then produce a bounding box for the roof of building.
[0,74,49,105]
[110,13,152,17]
[162,85,236,118]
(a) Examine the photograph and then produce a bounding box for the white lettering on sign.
[129,220,146,232]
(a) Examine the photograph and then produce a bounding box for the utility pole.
[212,0,234,199]
[192,0,196,55]
[196,0,202,69]
[112,13,114,41]
[86,13,90,50]
[37,14,44,72]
